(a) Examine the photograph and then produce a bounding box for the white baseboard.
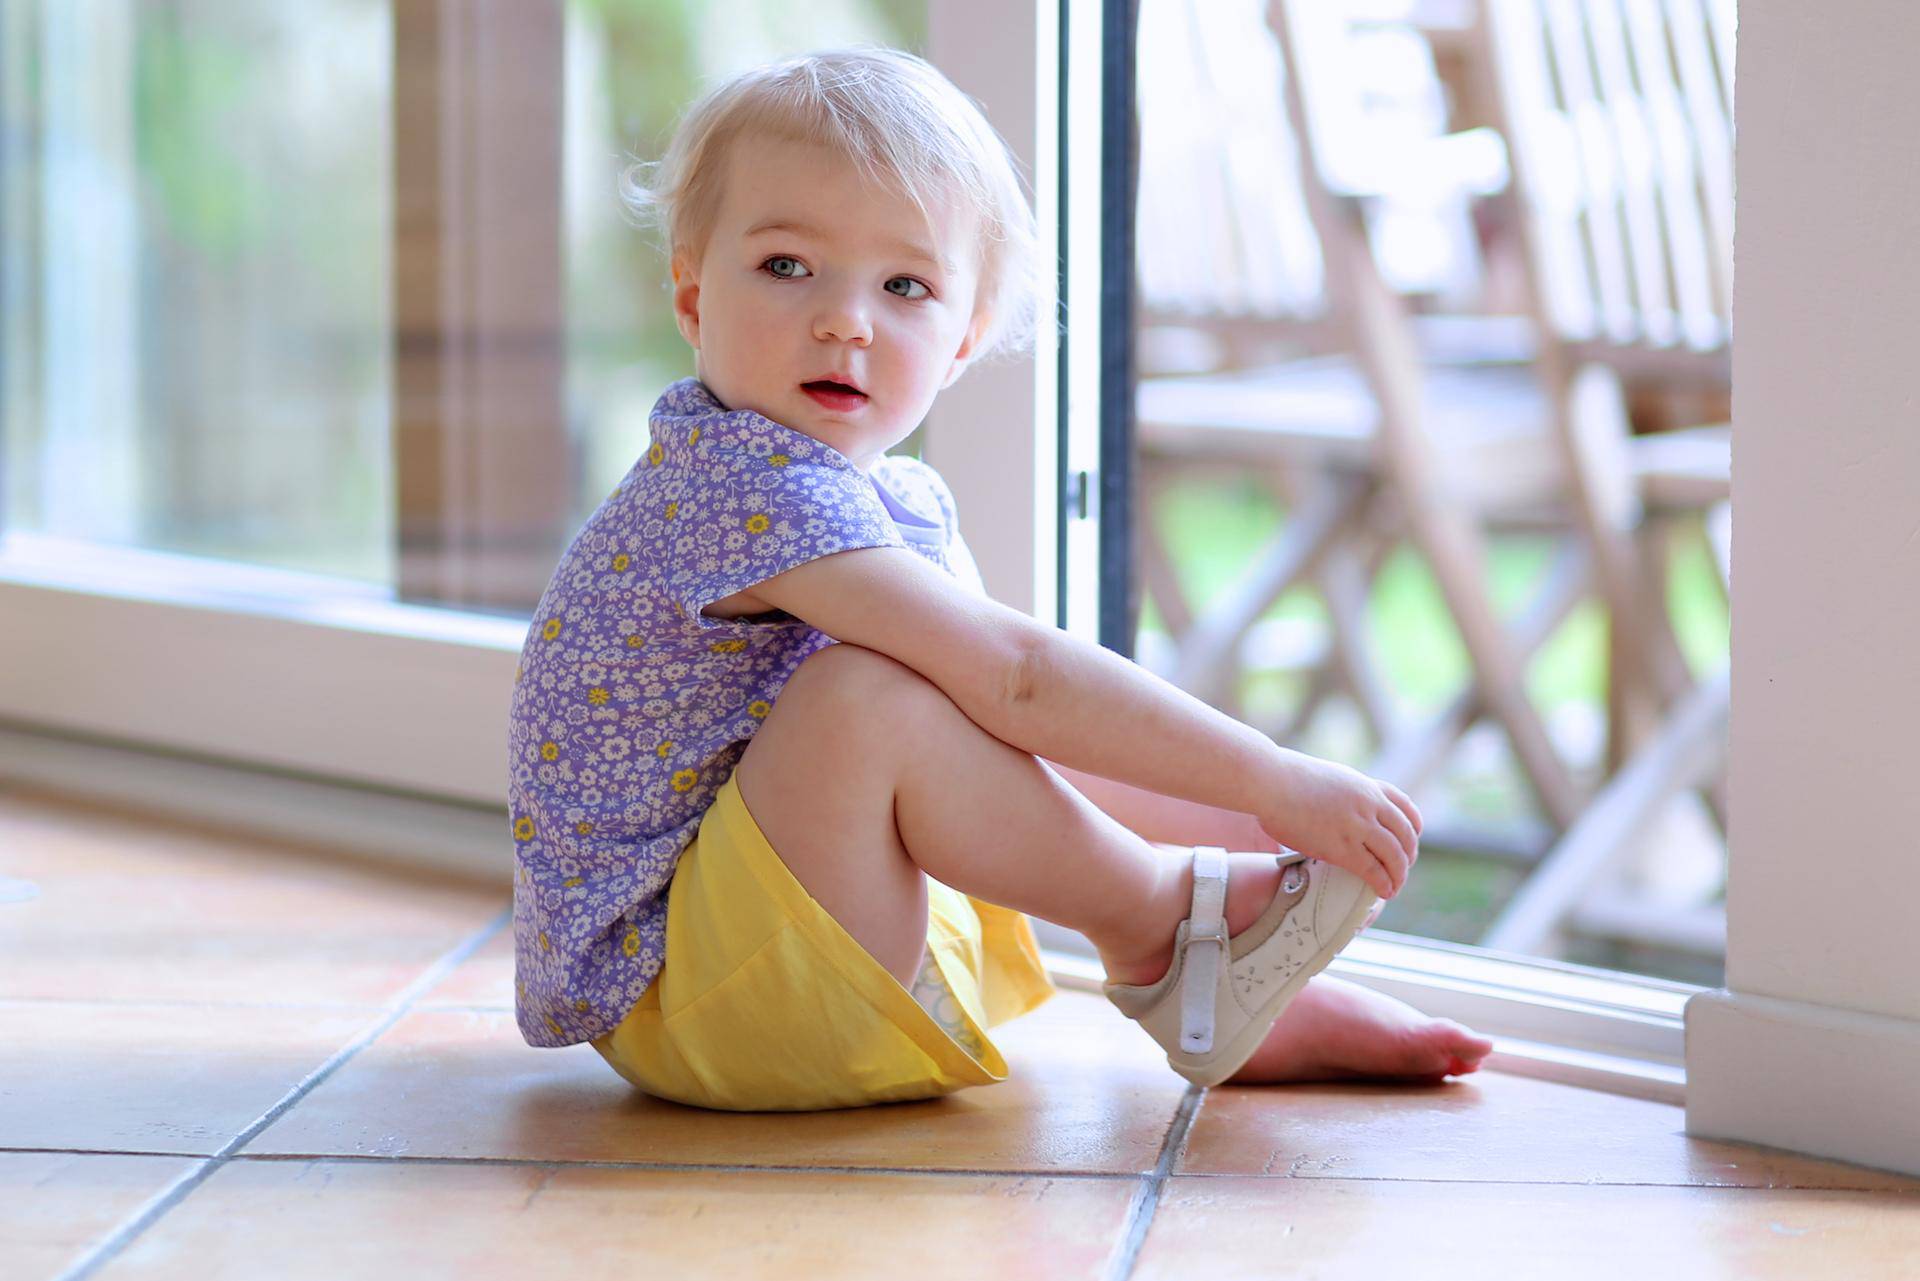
[1685,988,1920,1179]
[0,721,509,887]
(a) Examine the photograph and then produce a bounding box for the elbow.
[1000,626,1051,710]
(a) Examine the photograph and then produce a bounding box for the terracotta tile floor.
[8,781,1920,1280]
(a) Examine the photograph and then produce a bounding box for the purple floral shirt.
[506,377,986,1048]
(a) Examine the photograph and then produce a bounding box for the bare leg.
[733,642,1494,1081]
[730,642,1245,986]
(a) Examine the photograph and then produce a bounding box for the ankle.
[1095,850,1289,989]
[1092,847,1189,988]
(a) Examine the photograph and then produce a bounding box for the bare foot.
[1225,972,1495,1085]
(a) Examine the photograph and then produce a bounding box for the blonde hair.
[620,47,1045,365]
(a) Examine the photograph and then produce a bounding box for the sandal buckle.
[1187,920,1229,949]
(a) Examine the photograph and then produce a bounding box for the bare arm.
[742,546,1419,893]
[1004,633,1422,895]
[747,546,1314,829]
[990,626,1317,826]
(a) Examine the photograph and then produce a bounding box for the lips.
[801,378,868,412]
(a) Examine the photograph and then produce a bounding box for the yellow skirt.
[591,772,1058,1112]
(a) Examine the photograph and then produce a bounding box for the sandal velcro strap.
[1178,846,1231,1053]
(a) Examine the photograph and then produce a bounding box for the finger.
[1350,843,1394,899]
[1380,802,1418,867]
[1384,782,1422,838]
[1363,834,1407,898]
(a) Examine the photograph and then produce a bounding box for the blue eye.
[762,256,810,279]
[886,276,931,300]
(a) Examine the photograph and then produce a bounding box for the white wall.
[1729,9,1920,1024]
[1684,1,1920,1175]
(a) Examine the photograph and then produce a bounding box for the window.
[3,1,394,583]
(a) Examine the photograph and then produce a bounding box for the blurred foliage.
[133,15,257,264]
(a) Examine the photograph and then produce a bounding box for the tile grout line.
[1102,1083,1205,1281]
[51,904,513,1281]
[20,1145,1920,1194]
[222,1152,1154,1180]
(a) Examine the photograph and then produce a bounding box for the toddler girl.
[507,47,1494,1111]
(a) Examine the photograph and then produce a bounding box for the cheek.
[703,287,783,358]
[882,334,948,387]
[898,311,965,360]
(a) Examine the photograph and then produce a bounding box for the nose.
[811,286,873,346]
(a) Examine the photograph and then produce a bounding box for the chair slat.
[1485,0,1731,353]
[1700,0,1735,120]
[1584,0,1680,346]
[1626,0,1723,349]
[1134,0,1325,322]
[1542,0,1640,343]
[1655,0,1735,326]
[1485,0,1600,339]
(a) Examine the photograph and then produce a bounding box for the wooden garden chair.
[1134,0,1602,846]
[1469,0,1735,956]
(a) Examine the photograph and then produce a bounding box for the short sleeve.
[659,440,907,631]
[875,455,990,594]
[875,455,958,539]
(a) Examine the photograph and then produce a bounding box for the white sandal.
[1102,845,1380,1087]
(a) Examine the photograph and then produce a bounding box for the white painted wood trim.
[1051,948,1686,1105]
[0,703,1689,1108]
[0,721,510,885]
[0,532,519,807]
[1686,991,1920,1178]
[923,0,1060,623]
[1679,0,1920,1176]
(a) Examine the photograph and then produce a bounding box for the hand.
[1256,752,1423,900]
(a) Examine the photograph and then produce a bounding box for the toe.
[1440,1021,1496,1058]
[1394,1028,1461,1078]
[1399,1021,1495,1077]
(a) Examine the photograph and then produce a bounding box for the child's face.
[671,133,989,471]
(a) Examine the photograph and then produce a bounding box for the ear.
[939,309,992,390]
[670,253,703,351]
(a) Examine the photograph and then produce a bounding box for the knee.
[781,642,951,725]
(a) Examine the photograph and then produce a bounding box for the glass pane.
[0,0,928,604]
[562,0,929,542]
[1130,0,1733,989]
[1,0,393,584]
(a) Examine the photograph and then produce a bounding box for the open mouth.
[801,380,869,410]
